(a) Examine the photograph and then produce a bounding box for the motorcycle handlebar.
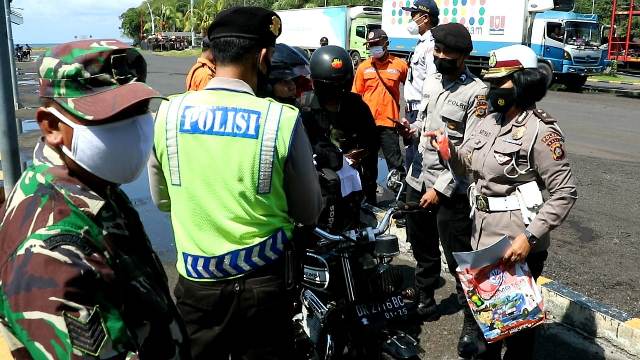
[312,201,425,243]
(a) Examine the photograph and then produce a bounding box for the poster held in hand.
[453,236,545,343]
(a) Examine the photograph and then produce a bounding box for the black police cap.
[432,23,473,54]
[208,7,282,48]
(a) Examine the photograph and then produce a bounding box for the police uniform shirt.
[405,67,488,196]
[404,30,436,104]
[448,109,577,252]
[148,76,323,225]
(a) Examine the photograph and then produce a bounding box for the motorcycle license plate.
[354,294,407,322]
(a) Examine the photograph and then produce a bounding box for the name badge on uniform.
[180,105,262,139]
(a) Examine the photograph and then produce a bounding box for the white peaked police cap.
[483,44,538,79]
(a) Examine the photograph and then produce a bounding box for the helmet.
[483,44,538,79]
[310,45,353,83]
[270,43,310,82]
[320,36,329,46]
[309,46,354,103]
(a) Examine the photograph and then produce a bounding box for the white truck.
[382,0,607,90]
[276,6,382,65]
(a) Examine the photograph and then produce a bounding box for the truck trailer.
[382,0,607,90]
[276,6,382,66]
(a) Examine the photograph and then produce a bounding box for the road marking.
[625,318,640,330]
[537,276,553,286]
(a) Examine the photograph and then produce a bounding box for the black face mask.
[274,95,297,106]
[313,80,346,107]
[488,87,516,114]
[434,56,459,76]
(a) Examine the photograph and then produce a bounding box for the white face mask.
[370,46,386,59]
[47,107,154,184]
[407,15,427,35]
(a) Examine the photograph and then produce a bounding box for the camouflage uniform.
[0,40,189,359]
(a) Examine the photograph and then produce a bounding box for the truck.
[382,0,607,90]
[606,0,640,73]
[276,6,382,66]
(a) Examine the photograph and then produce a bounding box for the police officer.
[300,45,379,205]
[401,24,488,336]
[431,45,578,359]
[320,36,329,47]
[147,7,322,359]
[0,40,189,359]
[402,0,439,170]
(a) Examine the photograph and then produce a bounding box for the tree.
[120,7,146,44]
[574,0,613,24]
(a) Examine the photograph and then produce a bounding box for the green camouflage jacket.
[0,140,190,359]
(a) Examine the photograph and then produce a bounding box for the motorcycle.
[292,177,424,360]
[15,48,31,62]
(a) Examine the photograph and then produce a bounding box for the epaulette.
[532,109,557,124]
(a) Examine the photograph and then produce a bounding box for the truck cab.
[348,7,382,65]
[532,11,607,89]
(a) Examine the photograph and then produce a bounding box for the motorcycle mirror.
[385,169,405,201]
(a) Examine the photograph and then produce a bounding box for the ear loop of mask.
[503,117,540,179]
[414,14,428,27]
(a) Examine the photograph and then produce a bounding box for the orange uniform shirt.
[185,56,216,91]
[352,55,408,128]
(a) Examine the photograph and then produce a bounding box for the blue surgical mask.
[370,46,385,59]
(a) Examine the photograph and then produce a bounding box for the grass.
[590,74,640,84]
[147,49,201,57]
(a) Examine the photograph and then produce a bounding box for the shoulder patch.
[44,234,97,257]
[475,95,488,118]
[541,130,566,161]
[550,142,566,161]
[533,109,556,124]
[540,131,564,147]
[63,306,108,356]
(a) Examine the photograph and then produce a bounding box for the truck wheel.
[537,62,554,88]
[563,74,587,92]
[350,51,362,69]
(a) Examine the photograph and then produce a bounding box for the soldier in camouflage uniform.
[0,40,190,359]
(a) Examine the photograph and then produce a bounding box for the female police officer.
[430,45,578,359]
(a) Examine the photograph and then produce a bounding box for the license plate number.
[355,295,407,320]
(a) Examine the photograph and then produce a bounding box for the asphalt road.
[9,52,640,358]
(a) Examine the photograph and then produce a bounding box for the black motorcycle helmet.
[309,45,354,104]
[270,43,310,83]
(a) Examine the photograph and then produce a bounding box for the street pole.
[190,0,195,48]
[592,0,595,14]
[144,0,155,35]
[0,0,22,195]
[4,0,20,113]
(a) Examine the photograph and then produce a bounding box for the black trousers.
[437,193,473,305]
[405,185,440,302]
[476,250,549,360]
[361,152,379,204]
[175,263,292,360]
[378,126,405,174]
[404,109,419,171]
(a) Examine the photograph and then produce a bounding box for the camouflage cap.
[38,39,162,122]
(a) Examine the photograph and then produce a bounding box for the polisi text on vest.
[180,105,262,139]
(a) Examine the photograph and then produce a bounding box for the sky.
[11,0,143,44]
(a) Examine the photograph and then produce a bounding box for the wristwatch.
[524,229,538,246]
